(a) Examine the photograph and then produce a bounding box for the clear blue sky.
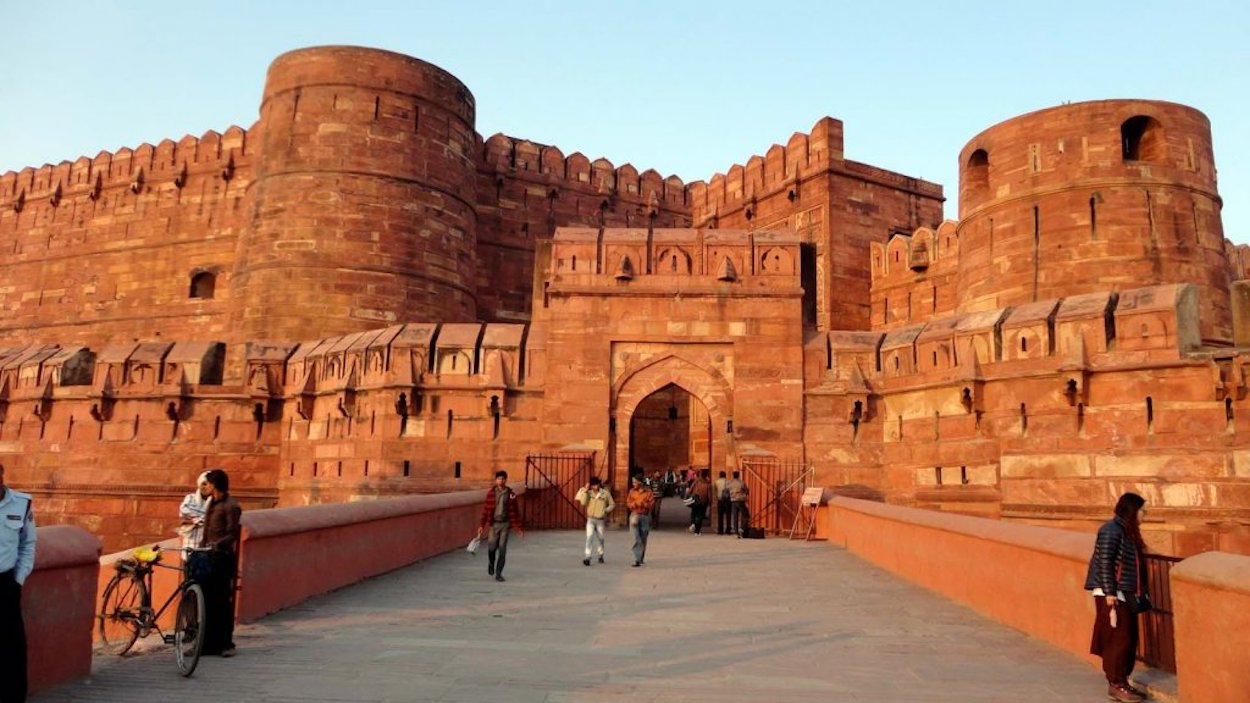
[2,1,1247,240]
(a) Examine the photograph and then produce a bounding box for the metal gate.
[739,457,813,534]
[521,452,596,529]
[1138,553,1181,672]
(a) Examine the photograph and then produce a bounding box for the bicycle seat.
[132,546,162,564]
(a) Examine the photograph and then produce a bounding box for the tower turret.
[231,46,479,340]
[956,100,1229,342]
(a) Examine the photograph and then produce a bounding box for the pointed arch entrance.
[610,354,733,502]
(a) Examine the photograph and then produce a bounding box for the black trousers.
[717,499,731,533]
[0,570,26,703]
[689,503,707,534]
[201,551,238,655]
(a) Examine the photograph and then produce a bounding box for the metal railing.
[1138,553,1182,672]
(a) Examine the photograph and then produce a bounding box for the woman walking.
[1084,492,1150,702]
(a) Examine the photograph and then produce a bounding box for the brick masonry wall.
[0,129,251,350]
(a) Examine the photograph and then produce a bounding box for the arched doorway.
[628,383,712,482]
[610,354,734,528]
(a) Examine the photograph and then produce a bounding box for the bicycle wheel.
[99,572,146,655]
[174,583,206,677]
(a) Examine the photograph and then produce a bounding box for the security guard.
[0,463,36,703]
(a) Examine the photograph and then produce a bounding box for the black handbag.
[1127,593,1153,614]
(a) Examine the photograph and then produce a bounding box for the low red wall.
[27,526,100,695]
[96,537,183,638]
[235,490,485,622]
[826,497,1099,663]
[1171,551,1250,703]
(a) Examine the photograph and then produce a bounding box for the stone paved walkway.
[35,523,1105,702]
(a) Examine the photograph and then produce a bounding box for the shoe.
[220,647,237,658]
[1108,684,1143,702]
[495,574,505,582]
[1124,683,1148,698]
[597,556,604,564]
[688,525,694,533]
[488,564,494,575]
[583,558,591,566]
[632,561,641,567]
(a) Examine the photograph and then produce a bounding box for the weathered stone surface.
[0,50,1245,557]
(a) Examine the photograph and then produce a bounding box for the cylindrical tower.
[955,100,1230,342]
[231,46,478,341]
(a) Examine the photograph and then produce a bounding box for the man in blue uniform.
[0,463,36,703]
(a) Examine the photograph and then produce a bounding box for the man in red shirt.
[478,471,524,582]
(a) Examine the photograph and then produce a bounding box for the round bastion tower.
[955,100,1230,342]
[231,46,479,341]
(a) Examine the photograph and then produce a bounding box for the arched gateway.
[536,226,808,519]
[611,354,734,497]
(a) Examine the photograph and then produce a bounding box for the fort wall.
[0,129,251,349]
[473,134,691,321]
[687,118,945,331]
[0,45,1246,559]
[806,283,1250,555]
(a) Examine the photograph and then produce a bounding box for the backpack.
[719,481,730,501]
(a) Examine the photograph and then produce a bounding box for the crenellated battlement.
[0,125,252,211]
[687,117,845,221]
[479,133,689,210]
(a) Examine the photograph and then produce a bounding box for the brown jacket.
[202,495,242,553]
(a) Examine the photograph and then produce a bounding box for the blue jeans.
[629,513,651,564]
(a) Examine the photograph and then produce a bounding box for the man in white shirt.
[0,463,36,703]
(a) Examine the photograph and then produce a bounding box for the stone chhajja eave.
[837,356,1214,396]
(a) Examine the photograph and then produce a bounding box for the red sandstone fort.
[2,46,1248,554]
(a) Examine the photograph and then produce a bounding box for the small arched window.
[189,271,216,299]
[966,149,989,201]
[1122,115,1165,162]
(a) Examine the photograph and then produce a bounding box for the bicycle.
[97,545,208,677]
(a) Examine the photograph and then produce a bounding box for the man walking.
[575,476,615,565]
[478,471,523,581]
[0,463,36,703]
[714,471,730,535]
[626,475,655,567]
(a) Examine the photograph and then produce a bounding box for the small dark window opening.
[1021,336,1028,353]
[1226,398,1235,433]
[800,243,818,326]
[1146,397,1154,433]
[189,271,216,299]
[966,149,989,202]
[403,459,411,477]
[960,466,969,485]
[934,466,943,486]
[1122,115,1165,162]
[1020,403,1028,436]
[454,461,462,479]
[313,461,318,477]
